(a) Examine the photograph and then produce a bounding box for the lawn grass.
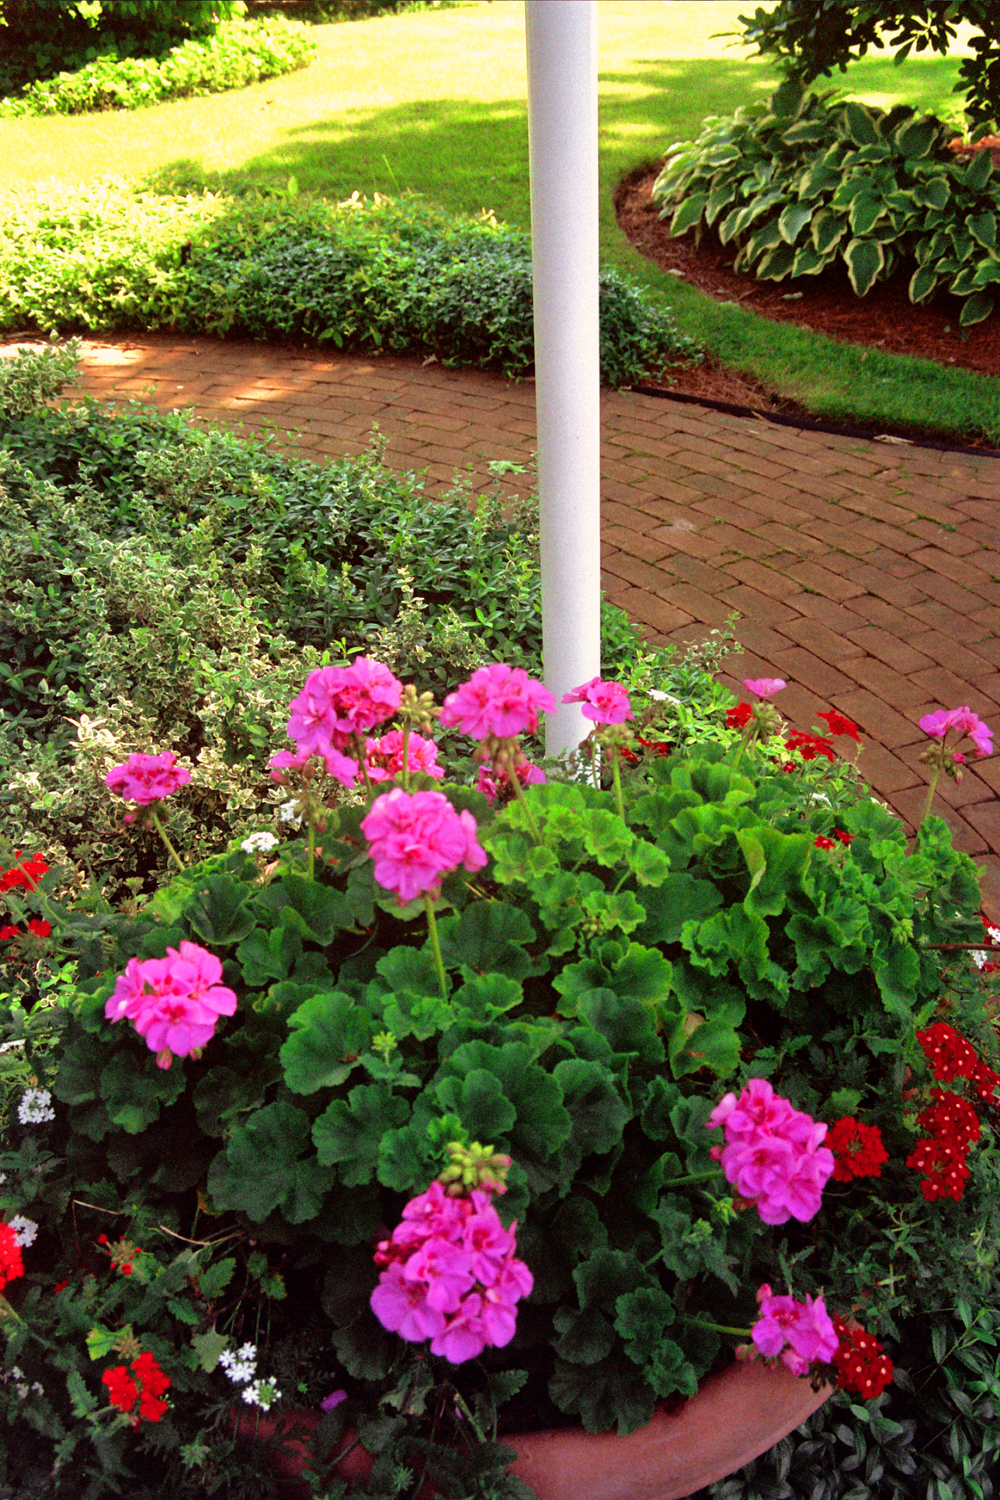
[2,1,997,441]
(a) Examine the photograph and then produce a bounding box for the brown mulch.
[616,165,1000,429]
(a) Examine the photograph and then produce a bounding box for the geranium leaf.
[211,1100,333,1222]
[280,991,373,1094]
[312,1083,410,1184]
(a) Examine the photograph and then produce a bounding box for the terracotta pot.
[236,1358,831,1500]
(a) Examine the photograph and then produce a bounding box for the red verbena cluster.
[832,1316,894,1399]
[907,1088,982,1201]
[813,830,855,852]
[102,1351,171,1425]
[816,711,860,742]
[0,1221,25,1292]
[726,702,754,730]
[785,729,836,764]
[0,852,49,893]
[826,1117,889,1182]
[97,1233,143,1276]
[0,919,52,943]
[916,1022,1000,1103]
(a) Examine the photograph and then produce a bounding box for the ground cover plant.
[2,2,997,441]
[0,17,317,118]
[2,650,1000,1498]
[0,183,699,383]
[0,342,724,903]
[653,84,1000,327]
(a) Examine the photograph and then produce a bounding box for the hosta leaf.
[964,150,994,192]
[812,208,848,255]
[782,120,827,145]
[972,258,1000,287]
[893,116,939,159]
[960,290,995,326]
[911,265,941,303]
[791,242,830,276]
[914,178,949,211]
[844,236,885,296]
[755,242,796,280]
[848,193,886,236]
[778,200,813,244]
[841,101,879,147]
[668,192,708,236]
[969,211,997,252]
[704,181,739,225]
[746,216,783,260]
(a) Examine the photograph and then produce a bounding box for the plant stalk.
[424,894,448,1000]
[149,805,185,874]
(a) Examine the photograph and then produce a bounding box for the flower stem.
[307,819,316,881]
[611,743,625,822]
[917,766,942,832]
[401,719,411,791]
[504,752,541,842]
[660,1169,722,1188]
[682,1315,752,1339]
[424,895,448,1000]
[149,805,185,874]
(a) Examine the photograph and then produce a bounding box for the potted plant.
[2,660,999,1499]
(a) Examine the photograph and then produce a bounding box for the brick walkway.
[9,332,1000,911]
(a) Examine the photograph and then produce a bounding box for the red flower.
[0,852,49,893]
[906,1137,971,1201]
[970,1060,1000,1102]
[636,736,671,758]
[832,829,854,845]
[814,835,836,850]
[917,1089,981,1152]
[816,711,860,742]
[27,919,51,938]
[0,926,19,942]
[785,729,836,763]
[826,1117,888,1182]
[726,702,753,729]
[916,1022,979,1083]
[102,1351,170,1426]
[0,1221,25,1292]
[832,1317,893,1398]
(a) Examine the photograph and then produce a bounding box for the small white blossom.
[30,1382,43,1397]
[988,926,1000,946]
[219,1343,257,1384]
[0,1040,25,1055]
[972,951,991,970]
[17,1089,55,1125]
[241,831,279,855]
[648,689,682,705]
[278,800,301,825]
[242,1379,281,1411]
[9,1216,37,1248]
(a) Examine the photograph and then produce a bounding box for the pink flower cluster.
[273,658,404,787]
[365,730,443,783]
[707,1079,834,1225]
[751,1283,838,1376]
[370,1180,533,1363]
[440,664,555,740]
[105,941,238,1069]
[360,788,486,904]
[105,752,191,805]
[919,706,992,758]
[562,677,633,726]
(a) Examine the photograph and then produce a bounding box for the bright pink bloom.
[475,760,546,805]
[284,657,402,762]
[430,1293,488,1363]
[104,943,237,1068]
[743,678,786,699]
[365,730,443,783]
[440,664,555,740]
[919,706,992,758]
[105,752,191,805]
[360,789,486,904]
[752,1286,838,1374]
[370,1262,447,1343]
[563,677,633,725]
[707,1079,833,1226]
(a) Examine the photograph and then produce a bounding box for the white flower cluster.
[241,831,279,855]
[17,1089,55,1125]
[0,1040,25,1055]
[219,1343,257,1384]
[241,1379,282,1411]
[7,1367,44,1400]
[9,1216,38,1249]
[278,800,301,825]
[973,950,992,969]
[988,926,1000,946]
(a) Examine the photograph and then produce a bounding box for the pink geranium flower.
[360,788,487,904]
[105,752,191,806]
[919,706,992,758]
[707,1079,834,1225]
[752,1285,838,1375]
[440,664,555,740]
[743,678,786,699]
[365,730,443,783]
[104,943,237,1069]
[562,677,633,725]
[283,657,403,771]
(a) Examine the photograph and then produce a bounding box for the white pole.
[525,0,602,759]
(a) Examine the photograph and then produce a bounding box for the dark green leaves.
[313,1084,410,1185]
[211,1101,334,1222]
[280,991,374,1093]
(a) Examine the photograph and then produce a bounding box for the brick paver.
[5,332,999,913]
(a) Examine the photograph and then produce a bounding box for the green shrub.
[653,83,1000,327]
[0,16,316,116]
[0,184,701,383]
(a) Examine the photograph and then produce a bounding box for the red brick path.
[9,333,1000,910]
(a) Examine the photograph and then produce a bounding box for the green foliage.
[654,84,1000,327]
[0,17,316,117]
[0,182,700,382]
[737,1,1000,125]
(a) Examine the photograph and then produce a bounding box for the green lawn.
[3,1,997,440]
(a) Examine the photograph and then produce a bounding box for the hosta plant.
[653,82,1000,326]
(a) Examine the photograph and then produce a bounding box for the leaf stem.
[503,751,541,842]
[307,819,316,881]
[401,719,411,791]
[611,743,625,822]
[917,767,942,832]
[682,1315,752,1338]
